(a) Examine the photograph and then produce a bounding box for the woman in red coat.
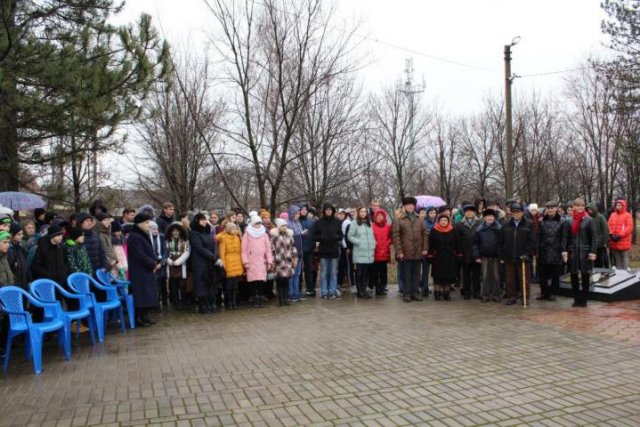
[608,198,633,270]
[370,209,392,296]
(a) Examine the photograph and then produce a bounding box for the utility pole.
[504,37,520,201]
[400,58,425,200]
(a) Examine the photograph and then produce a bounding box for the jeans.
[289,261,303,299]
[320,257,338,297]
[401,260,421,297]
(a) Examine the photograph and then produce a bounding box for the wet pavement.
[1,285,639,426]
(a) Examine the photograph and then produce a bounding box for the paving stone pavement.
[1,285,640,427]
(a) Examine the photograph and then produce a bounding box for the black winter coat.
[498,217,536,262]
[156,214,174,235]
[455,218,482,263]
[472,221,502,259]
[31,238,68,286]
[127,226,159,309]
[428,228,460,284]
[7,242,29,289]
[83,229,109,273]
[568,216,597,274]
[537,214,569,265]
[189,221,219,297]
[313,216,343,259]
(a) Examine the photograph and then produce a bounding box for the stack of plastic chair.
[95,269,135,329]
[30,279,96,350]
[67,272,125,343]
[0,286,70,375]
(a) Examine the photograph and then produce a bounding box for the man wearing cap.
[536,201,569,301]
[95,212,117,270]
[77,212,110,274]
[455,204,482,300]
[31,224,67,287]
[0,231,14,286]
[0,214,13,233]
[473,208,502,302]
[498,203,536,305]
[392,196,429,302]
[7,223,28,289]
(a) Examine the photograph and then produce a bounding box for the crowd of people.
[0,194,635,352]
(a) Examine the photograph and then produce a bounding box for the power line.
[518,67,588,78]
[245,0,498,73]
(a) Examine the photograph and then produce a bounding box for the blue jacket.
[300,214,316,253]
[472,220,502,259]
[287,205,304,257]
[83,228,109,273]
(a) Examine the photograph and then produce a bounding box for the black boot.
[224,290,232,310]
[198,299,208,314]
[434,291,441,301]
[443,291,451,301]
[208,297,217,314]
[284,287,290,306]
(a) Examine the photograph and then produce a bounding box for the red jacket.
[608,199,633,251]
[372,209,392,262]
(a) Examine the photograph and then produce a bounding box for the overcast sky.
[107,0,609,186]
[116,0,609,114]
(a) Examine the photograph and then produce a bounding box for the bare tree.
[205,0,359,213]
[368,82,432,203]
[134,57,223,213]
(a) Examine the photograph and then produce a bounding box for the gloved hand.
[611,234,621,242]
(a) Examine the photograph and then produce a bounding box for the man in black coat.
[127,213,160,326]
[455,204,482,299]
[189,213,220,313]
[498,203,536,305]
[536,201,569,301]
[31,224,67,286]
[77,212,110,275]
[156,202,175,235]
[312,203,343,299]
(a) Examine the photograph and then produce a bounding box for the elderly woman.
[127,213,160,326]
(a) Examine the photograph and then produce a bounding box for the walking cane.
[522,259,527,309]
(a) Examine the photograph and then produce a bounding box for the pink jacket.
[241,227,273,282]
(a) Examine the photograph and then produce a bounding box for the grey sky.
[116,0,608,113]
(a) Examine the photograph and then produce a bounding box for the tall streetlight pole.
[504,36,520,201]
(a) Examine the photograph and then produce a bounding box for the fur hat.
[528,203,539,212]
[402,196,417,206]
[483,208,496,217]
[275,218,287,228]
[134,213,152,224]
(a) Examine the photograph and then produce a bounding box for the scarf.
[246,224,266,239]
[434,223,453,233]
[571,210,588,236]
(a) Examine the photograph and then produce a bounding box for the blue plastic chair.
[67,272,125,343]
[30,279,96,349]
[95,269,135,329]
[0,286,70,375]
